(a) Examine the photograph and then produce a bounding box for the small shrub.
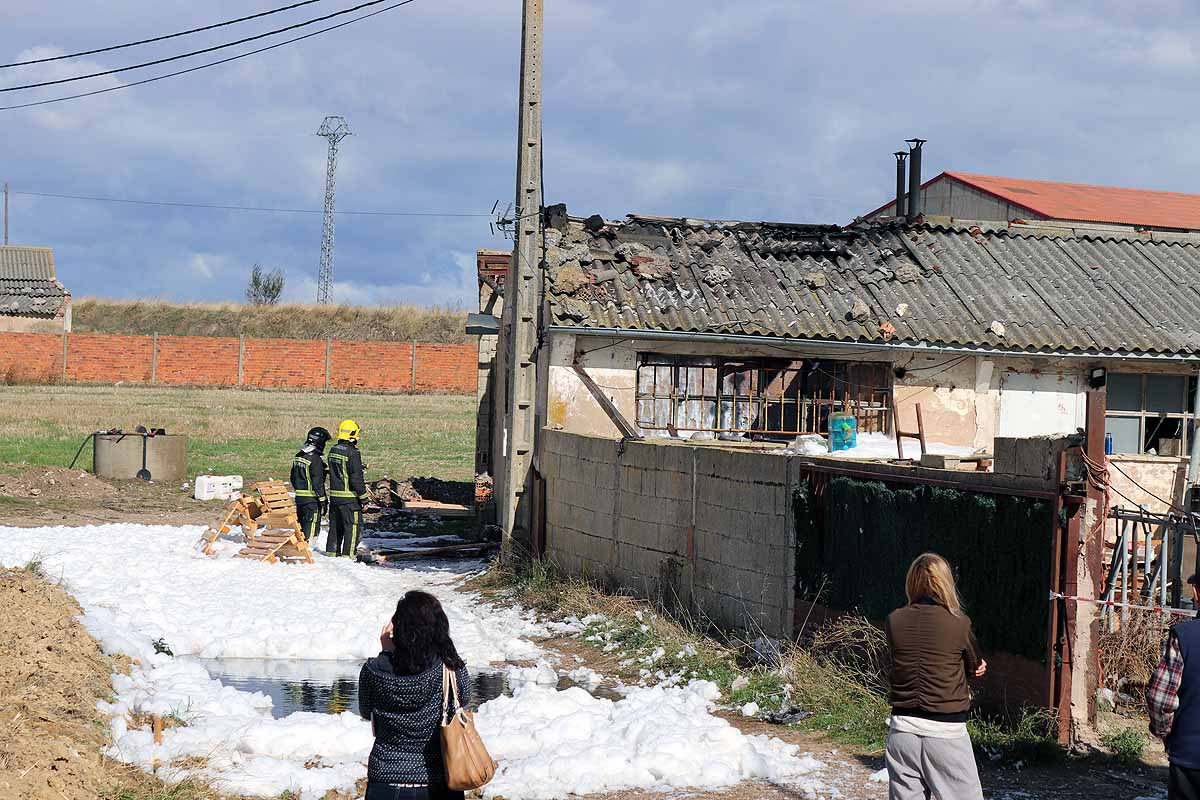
[245,264,285,306]
[969,709,1061,764]
[1102,727,1148,764]
[23,558,45,577]
[152,637,174,657]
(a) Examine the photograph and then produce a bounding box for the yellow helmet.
[337,419,360,442]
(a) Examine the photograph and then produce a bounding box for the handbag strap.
[441,664,462,724]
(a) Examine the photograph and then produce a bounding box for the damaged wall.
[542,429,796,638]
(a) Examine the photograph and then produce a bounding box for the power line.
[10,189,490,218]
[2,0,393,93]
[0,0,419,111]
[0,0,327,69]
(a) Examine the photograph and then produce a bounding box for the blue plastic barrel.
[828,413,858,452]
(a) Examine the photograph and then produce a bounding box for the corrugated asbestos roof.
[0,246,68,317]
[945,172,1200,231]
[545,211,1200,358]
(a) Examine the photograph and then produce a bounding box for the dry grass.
[473,561,893,749]
[1099,608,1179,701]
[0,385,476,482]
[73,298,469,344]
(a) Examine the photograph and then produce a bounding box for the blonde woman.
[884,553,987,800]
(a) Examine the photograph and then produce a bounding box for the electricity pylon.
[316,116,351,304]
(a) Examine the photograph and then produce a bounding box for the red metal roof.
[944,171,1200,230]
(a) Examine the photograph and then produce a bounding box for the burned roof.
[544,209,1200,358]
[0,246,69,317]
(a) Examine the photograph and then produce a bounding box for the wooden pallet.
[199,480,313,564]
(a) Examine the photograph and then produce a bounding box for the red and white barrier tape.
[1049,590,1197,618]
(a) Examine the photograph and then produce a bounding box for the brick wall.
[0,332,475,394]
[331,341,413,391]
[542,430,796,638]
[66,333,154,384]
[157,336,239,386]
[0,332,63,384]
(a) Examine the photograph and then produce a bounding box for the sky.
[2,0,1200,308]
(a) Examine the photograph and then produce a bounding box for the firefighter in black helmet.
[291,426,331,543]
[327,419,368,558]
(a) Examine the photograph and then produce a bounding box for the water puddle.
[192,657,617,718]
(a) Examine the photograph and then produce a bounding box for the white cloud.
[9,1,1200,305]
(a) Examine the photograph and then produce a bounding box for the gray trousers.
[885,730,983,800]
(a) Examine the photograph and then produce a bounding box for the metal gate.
[1101,506,1200,629]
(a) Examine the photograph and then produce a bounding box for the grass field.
[0,385,476,483]
[73,298,469,343]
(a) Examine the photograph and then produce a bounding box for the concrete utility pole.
[3,182,8,245]
[499,0,544,560]
[316,116,351,304]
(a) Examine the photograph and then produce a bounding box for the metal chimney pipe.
[905,138,927,220]
[893,151,908,219]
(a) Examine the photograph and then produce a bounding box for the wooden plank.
[401,500,473,518]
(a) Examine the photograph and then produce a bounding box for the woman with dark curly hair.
[358,590,472,800]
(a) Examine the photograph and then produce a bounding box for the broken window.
[635,355,892,439]
[1104,373,1197,456]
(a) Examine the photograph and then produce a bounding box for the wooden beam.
[572,363,642,440]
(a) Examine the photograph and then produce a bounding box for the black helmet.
[305,426,331,449]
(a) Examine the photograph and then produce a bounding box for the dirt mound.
[0,568,125,799]
[0,467,119,502]
[0,568,247,800]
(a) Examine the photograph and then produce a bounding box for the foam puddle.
[190,657,621,719]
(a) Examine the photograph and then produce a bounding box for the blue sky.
[2,0,1199,307]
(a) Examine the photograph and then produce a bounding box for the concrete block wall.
[693,448,794,637]
[542,429,796,639]
[542,429,620,578]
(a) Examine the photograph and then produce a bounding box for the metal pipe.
[1187,371,1200,485]
[893,151,908,219]
[905,138,926,220]
[551,325,1200,363]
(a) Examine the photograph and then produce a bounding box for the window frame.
[1104,372,1195,456]
[634,354,893,439]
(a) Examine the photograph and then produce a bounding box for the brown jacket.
[885,598,982,721]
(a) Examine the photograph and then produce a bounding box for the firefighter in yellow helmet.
[327,419,368,558]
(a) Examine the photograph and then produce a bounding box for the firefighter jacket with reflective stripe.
[290,445,327,505]
[328,440,368,505]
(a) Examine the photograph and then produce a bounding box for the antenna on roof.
[491,200,516,240]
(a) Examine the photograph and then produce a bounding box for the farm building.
[0,245,71,333]
[865,170,1200,233]
[481,204,1200,737]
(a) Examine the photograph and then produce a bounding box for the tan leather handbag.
[440,666,497,791]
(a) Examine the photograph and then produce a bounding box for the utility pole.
[499,0,543,560]
[316,116,351,304]
[3,182,8,245]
